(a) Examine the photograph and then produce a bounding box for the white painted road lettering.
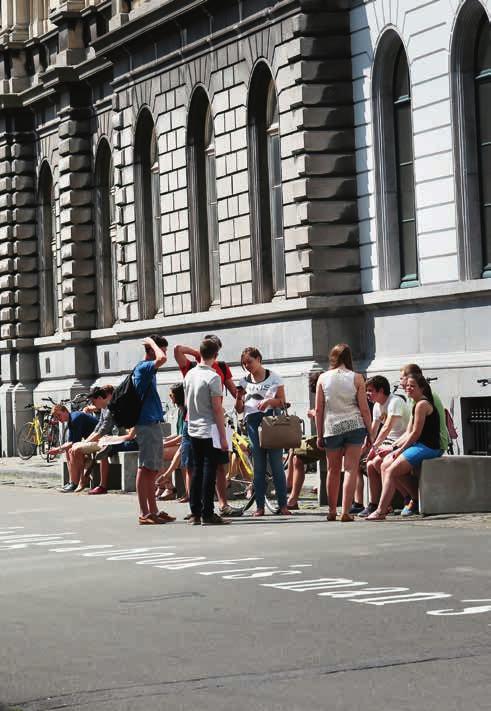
[0,528,489,622]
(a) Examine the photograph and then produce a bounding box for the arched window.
[134,109,163,319]
[187,88,220,311]
[475,19,491,277]
[248,64,285,302]
[94,139,117,327]
[373,36,418,289]
[37,163,57,336]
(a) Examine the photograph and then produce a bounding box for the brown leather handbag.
[258,410,303,450]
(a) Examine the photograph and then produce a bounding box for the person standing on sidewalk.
[134,335,175,526]
[174,335,239,516]
[184,338,229,526]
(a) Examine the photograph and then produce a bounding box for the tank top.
[414,398,440,450]
[319,368,365,436]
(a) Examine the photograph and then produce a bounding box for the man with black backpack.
[174,334,239,517]
[129,334,174,525]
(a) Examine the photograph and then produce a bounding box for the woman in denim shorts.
[315,344,372,521]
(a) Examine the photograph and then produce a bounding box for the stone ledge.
[420,456,491,515]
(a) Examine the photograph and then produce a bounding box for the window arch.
[452,1,491,279]
[248,63,285,302]
[37,162,57,336]
[134,108,163,319]
[373,34,418,289]
[187,87,220,311]
[94,139,117,327]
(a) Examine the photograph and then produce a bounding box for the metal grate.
[468,406,491,455]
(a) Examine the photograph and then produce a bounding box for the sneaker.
[218,504,242,517]
[349,501,364,514]
[187,515,201,525]
[88,485,107,495]
[358,503,377,518]
[60,482,77,493]
[202,513,230,526]
[401,502,419,517]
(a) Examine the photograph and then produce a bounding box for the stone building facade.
[0,0,490,455]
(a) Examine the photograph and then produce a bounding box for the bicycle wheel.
[264,469,279,514]
[17,422,38,460]
[43,422,61,462]
[226,451,255,515]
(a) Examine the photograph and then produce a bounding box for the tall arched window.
[37,163,57,336]
[451,2,491,279]
[94,139,116,327]
[134,109,163,319]
[373,35,418,289]
[475,19,491,277]
[187,88,220,311]
[248,64,285,302]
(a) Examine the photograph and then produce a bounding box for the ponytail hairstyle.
[329,343,354,371]
[406,373,434,404]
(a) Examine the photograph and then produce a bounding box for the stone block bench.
[419,455,491,515]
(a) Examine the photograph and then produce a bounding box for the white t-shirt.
[372,393,410,442]
[239,369,283,418]
[184,364,223,438]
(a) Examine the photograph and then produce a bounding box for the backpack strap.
[218,360,228,379]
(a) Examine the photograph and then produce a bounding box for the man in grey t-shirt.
[184,338,228,525]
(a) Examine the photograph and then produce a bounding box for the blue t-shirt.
[67,411,98,443]
[133,360,164,425]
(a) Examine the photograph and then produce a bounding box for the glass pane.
[400,220,418,283]
[205,106,214,151]
[394,102,414,165]
[479,143,491,204]
[398,163,416,220]
[393,47,410,101]
[476,20,491,74]
[477,79,491,144]
[206,150,220,303]
[482,205,491,271]
[266,81,278,128]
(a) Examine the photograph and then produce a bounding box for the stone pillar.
[0,111,38,341]
[109,0,131,30]
[58,89,96,332]
[285,0,360,297]
[0,0,30,42]
[112,90,138,322]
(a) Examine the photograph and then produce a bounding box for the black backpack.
[109,369,151,428]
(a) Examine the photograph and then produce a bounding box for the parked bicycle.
[17,397,61,462]
[225,412,282,515]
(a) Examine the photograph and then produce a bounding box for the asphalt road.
[1,485,490,711]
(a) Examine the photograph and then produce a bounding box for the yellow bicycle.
[226,413,278,514]
[17,399,60,461]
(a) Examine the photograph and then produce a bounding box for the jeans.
[246,411,288,509]
[189,437,219,519]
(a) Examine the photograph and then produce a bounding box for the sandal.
[366,510,387,521]
[287,502,299,510]
[157,489,176,501]
[139,513,166,525]
[340,513,354,522]
[277,507,292,516]
[178,496,190,503]
[326,512,337,521]
[253,509,265,517]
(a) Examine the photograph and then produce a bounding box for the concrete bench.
[117,451,186,497]
[420,455,491,515]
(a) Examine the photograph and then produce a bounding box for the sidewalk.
[0,455,59,488]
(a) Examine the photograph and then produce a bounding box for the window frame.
[94,139,117,328]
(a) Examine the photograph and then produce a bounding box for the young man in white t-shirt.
[184,338,229,526]
[360,375,410,517]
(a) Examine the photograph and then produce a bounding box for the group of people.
[48,334,447,526]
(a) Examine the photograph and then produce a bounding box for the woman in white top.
[315,343,372,521]
[235,347,290,517]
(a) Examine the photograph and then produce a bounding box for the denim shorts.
[401,442,442,468]
[323,427,367,451]
[180,422,194,470]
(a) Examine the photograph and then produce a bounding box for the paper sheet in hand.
[211,424,233,451]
